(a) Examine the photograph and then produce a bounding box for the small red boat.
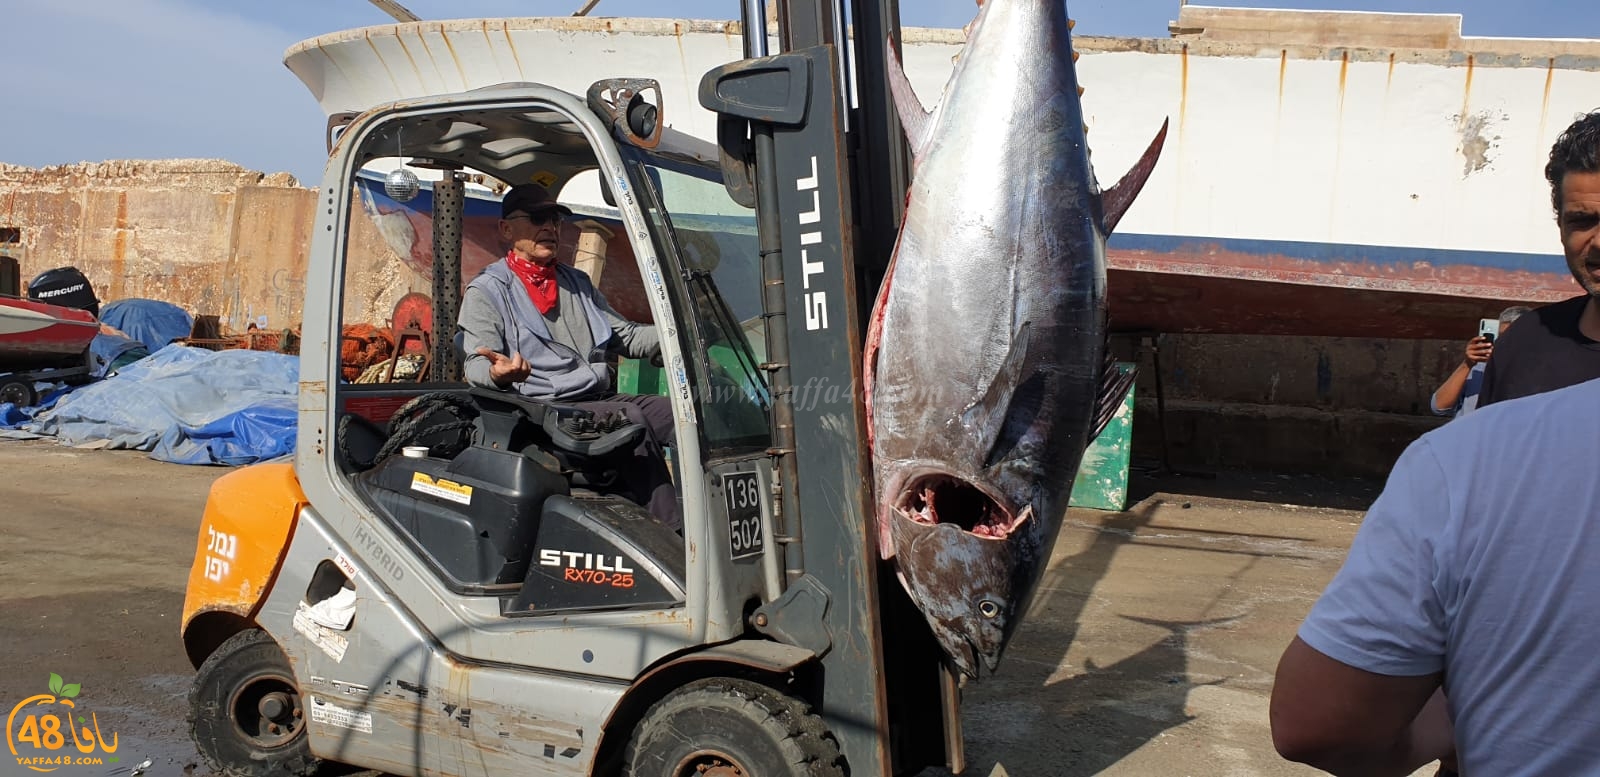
[0,295,98,406]
[0,295,98,369]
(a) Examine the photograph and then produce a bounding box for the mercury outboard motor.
[27,266,100,318]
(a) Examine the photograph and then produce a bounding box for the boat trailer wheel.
[0,378,35,409]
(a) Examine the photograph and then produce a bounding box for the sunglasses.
[505,210,565,226]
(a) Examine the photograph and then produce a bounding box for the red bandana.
[506,249,558,315]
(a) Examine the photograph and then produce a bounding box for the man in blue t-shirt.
[1273,377,1600,775]
[1272,110,1600,777]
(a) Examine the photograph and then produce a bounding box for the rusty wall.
[0,160,416,331]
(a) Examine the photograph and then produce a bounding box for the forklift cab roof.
[340,80,723,196]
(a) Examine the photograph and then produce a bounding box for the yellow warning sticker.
[531,170,558,188]
[411,472,473,505]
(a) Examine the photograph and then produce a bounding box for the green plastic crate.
[1067,362,1136,512]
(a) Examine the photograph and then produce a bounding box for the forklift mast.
[701,1,959,774]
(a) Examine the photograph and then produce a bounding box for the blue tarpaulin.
[0,385,68,429]
[89,331,149,378]
[99,298,193,353]
[11,344,298,466]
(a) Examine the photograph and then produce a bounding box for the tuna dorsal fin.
[1090,346,1137,442]
[886,37,935,160]
[958,322,1041,469]
[1100,119,1170,234]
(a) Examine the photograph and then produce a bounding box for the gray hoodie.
[455,259,659,400]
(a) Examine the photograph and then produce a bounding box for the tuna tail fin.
[1100,119,1170,234]
[1089,345,1137,442]
[886,37,935,160]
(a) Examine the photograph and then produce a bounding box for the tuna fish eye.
[979,600,1001,619]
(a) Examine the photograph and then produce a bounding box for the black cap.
[500,183,574,220]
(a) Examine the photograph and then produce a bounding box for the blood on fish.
[897,474,1017,539]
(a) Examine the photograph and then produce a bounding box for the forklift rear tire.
[188,629,324,777]
[623,677,844,777]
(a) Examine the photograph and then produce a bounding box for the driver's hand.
[477,347,531,387]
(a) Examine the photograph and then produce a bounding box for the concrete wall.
[0,160,314,329]
[0,160,418,331]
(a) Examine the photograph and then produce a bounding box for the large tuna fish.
[863,0,1167,678]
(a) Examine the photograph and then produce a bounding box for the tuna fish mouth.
[895,474,1031,540]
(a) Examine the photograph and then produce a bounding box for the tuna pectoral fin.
[1090,346,1137,442]
[960,323,1039,469]
[885,37,935,160]
[1100,119,1170,234]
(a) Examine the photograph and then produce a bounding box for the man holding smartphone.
[1429,308,1528,418]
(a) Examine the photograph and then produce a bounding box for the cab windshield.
[623,147,772,456]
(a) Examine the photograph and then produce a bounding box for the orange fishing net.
[339,324,395,382]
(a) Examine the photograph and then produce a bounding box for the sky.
[1,0,1596,186]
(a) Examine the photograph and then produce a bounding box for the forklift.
[180,1,975,775]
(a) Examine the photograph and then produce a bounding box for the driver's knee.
[621,394,675,445]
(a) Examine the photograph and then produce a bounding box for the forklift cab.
[322,83,778,616]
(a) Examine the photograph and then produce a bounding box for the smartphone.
[1479,317,1499,343]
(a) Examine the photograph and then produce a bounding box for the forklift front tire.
[623,677,844,777]
[188,629,324,777]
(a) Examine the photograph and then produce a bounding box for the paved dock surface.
[0,442,1436,776]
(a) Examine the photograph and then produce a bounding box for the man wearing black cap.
[456,183,679,529]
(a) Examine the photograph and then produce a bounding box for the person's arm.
[1272,640,1450,775]
[1271,438,1457,774]
[1431,337,1492,415]
[1430,363,1472,415]
[591,287,660,361]
[457,287,526,388]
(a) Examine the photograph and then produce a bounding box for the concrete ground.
[0,442,1437,777]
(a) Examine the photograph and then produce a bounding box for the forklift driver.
[456,183,681,530]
